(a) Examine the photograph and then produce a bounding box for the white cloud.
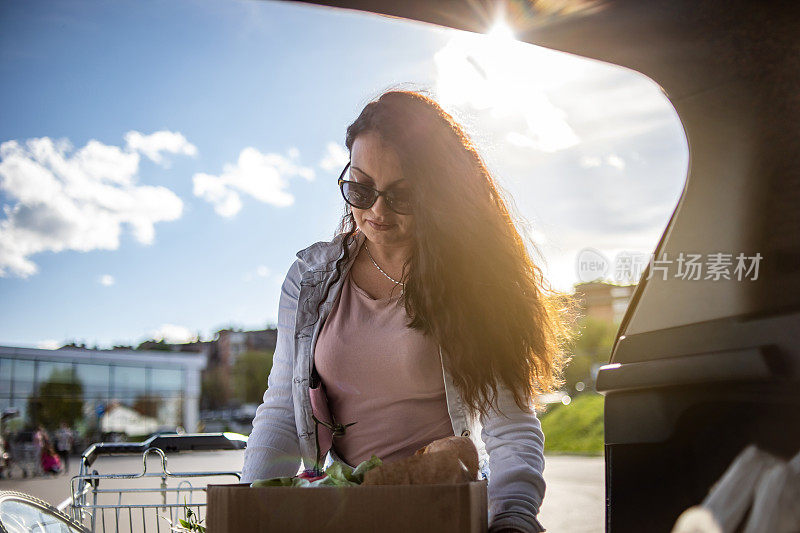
[579,156,602,168]
[36,339,60,350]
[125,130,197,165]
[99,274,115,286]
[579,154,626,170]
[151,323,194,344]
[193,147,314,217]
[0,135,186,277]
[319,142,349,172]
[242,264,271,282]
[606,154,626,170]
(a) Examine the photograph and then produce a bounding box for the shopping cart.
[7,438,42,478]
[59,433,247,532]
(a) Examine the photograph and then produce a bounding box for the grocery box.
[206,480,488,533]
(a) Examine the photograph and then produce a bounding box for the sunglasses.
[337,162,413,215]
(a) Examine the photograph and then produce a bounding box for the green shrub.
[540,393,604,455]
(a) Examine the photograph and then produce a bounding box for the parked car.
[291,0,800,531]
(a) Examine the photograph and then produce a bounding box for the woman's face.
[348,131,414,248]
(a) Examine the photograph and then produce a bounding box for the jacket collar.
[295,229,365,271]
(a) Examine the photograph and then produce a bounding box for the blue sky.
[0,0,688,349]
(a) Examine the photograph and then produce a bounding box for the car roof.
[289,0,795,100]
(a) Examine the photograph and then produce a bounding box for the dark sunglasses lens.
[387,192,413,214]
[342,182,376,208]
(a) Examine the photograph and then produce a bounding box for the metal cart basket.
[61,433,246,532]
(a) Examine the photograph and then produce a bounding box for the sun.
[433,18,582,152]
[486,19,516,42]
[434,19,519,110]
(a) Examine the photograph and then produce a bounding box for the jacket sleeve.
[240,260,303,483]
[481,385,547,533]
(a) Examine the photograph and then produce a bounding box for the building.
[135,339,212,354]
[0,345,205,434]
[211,328,277,367]
[573,281,636,323]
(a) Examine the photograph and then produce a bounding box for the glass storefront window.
[12,359,35,396]
[112,366,147,398]
[23,361,82,427]
[0,355,193,435]
[75,363,110,397]
[29,368,81,438]
[0,359,11,396]
[149,368,184,394]
[0,397,22,433]
[36,361,75,387]
[9,398,29,428]
[157,396,182,428]
[121,396,155,418]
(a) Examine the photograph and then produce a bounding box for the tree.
[563,316,619,393]
[136,339,173,351]
[28,369,84,429]
[60,341,87,350]
[201,367,231,410]
[133,395,159,418]
[231,350,275,404]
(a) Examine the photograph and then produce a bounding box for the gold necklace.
[364,242,405,286]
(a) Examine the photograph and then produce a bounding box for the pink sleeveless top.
[314,270,454,467]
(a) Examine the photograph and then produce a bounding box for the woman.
[40,441,62,476]
[242,90,574,532]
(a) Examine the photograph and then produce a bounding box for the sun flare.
[434,18,582,153]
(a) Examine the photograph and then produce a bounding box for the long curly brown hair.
[327,90,577,417]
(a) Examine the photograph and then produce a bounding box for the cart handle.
[81,432,247,468]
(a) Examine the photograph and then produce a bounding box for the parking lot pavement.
[0,452,605,532]
[539,454,605,533]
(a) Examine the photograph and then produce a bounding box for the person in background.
[55,421,74,475]
[32,425,47,475]
[40,441,62,476]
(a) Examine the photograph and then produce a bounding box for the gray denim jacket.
[242,230,547,532]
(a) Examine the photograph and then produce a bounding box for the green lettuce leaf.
[350,455,383,484]
[251,476,294,487]
[325,461,355,483]
[250,455,383,488]
[309,474,355,487]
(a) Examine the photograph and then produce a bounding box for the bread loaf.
[361,436,480,486]
[415,436,479,481]
[362,449,471,485]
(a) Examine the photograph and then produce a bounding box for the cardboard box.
[207,480,488,532]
